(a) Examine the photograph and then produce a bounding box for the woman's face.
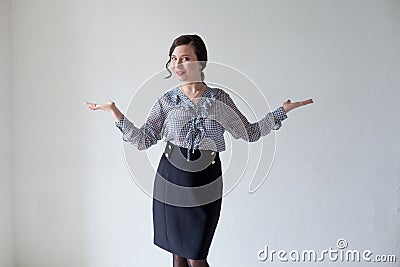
[170,45,202,83]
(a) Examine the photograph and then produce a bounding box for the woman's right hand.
[83,100,115,112]
[83,100,123,122]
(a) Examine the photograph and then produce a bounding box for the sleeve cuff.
[115,114,125,129]
[272,106,287,122]
[271,106,287,130]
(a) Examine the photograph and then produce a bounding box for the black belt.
[163,141,218,172]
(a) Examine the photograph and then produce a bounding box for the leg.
[187,258,210,267]
[173,253,189,267]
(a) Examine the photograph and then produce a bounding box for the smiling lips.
[176,71,185,76]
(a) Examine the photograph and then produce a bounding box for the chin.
[176,75,186,80]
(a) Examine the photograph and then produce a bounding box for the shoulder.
[207,86,224,99]
[157,87,180,105]
[209,87,230,102]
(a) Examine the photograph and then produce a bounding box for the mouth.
[175,71,186,76]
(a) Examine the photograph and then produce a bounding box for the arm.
[114,97,166,150]
[220,91,287,142]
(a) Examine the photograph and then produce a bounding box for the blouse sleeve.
[115,97,166,150]
[219,91,288,142]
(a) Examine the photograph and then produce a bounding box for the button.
[211,151,215,155]
[168,144,172,149]
[165,153,169,158]
[211,160,215,164]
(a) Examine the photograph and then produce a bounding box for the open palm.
[283,98,314,113]
[83,100,115,112]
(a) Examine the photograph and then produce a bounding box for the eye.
[183,57,189,61]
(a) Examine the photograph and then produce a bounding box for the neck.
[179,82,206,95]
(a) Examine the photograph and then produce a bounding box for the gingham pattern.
[115,86,287,160]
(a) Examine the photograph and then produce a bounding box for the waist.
[164,140,219,163]
[163,138,226,153]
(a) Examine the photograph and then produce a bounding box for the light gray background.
[1,0,399,266]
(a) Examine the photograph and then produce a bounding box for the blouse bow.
[171,86,219,161]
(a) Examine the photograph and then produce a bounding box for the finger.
[84,102,99,110]
[84,101,96,107]
[295,99,313,106]
[302,99,313,105]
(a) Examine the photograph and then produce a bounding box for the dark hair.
[164,34,208,82]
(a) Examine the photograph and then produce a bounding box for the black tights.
[173,254,210,267]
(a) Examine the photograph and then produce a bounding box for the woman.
[84,34,313,267]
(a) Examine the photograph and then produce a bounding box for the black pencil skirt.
[152,142,223,260]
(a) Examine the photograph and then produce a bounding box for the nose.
[177,57,183,64]
[175,59,184,70]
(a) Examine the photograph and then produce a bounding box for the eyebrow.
[171,54,191,57]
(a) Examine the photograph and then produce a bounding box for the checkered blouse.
[115,86,288,160]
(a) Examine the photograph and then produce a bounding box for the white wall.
[0,0,15,266]
[10,0,400,266]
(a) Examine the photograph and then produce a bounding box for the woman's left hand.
[283,98,314,114]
